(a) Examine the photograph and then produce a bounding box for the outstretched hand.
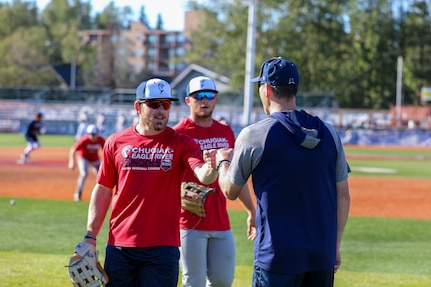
[203,149,217,169]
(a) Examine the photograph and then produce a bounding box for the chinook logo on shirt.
[120,145,173,171]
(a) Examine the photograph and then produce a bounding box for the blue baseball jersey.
[229,110,349,274]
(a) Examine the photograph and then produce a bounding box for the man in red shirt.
[173,76,256,287]
[68,124,105,201]
[75,78,218,287]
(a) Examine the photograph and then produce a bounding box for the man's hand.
[247,213,257,240]
[203,149,217,169]
[68,162,75,170]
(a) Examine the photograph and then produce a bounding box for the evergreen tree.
[156,13,164,30]
[139,5,150,28]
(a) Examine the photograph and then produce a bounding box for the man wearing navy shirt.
[217,57,351,287]
[18,112,44,164]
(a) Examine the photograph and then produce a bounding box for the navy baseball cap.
[250,57,299,87]
[136,78,179,101]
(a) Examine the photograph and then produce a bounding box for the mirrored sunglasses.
[140,100,172,110]
[190,92,217,101]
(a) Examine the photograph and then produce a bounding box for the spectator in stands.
[115,111,127,132]
[68,124,105,201]
[95,112,106,136]
[18,112,45,164]
[75,110,89,141]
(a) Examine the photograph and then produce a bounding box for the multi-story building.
[78,11,203,88]
[120,21,188,79]
[79,28,117,87]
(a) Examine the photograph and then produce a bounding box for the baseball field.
[0,133,430,286]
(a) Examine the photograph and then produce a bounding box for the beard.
[196,106,214,119]
[143,114,168,131]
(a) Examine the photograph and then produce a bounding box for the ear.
[185,96,191,105]
[264,84,272,99]
[134,101,141,113]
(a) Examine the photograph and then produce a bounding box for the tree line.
[1,0,431,109]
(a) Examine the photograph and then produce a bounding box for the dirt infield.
[1,147,430,220]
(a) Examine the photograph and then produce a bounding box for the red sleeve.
[180,133,204,174]
[97,136,117,189]
[73,136,86,151]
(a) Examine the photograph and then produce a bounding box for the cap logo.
[158,83,165,94]
[250,57,300,86]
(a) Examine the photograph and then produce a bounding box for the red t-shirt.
[97,126,204,247]
[74,135,105,162]
[173,117,236,231]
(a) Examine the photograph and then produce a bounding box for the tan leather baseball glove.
[181,181,215,217]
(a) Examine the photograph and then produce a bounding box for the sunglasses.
[140,100,172,110]
[190,92,217,101]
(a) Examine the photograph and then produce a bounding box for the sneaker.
[74,193,81,202]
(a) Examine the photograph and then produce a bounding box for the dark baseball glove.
[66,241,109,287]
[181,181,215,217]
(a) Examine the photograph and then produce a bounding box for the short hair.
[269,85,298,99]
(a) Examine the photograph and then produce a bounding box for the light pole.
[395,55,403,127]
[243,0,258,126]
[45,41,76,90]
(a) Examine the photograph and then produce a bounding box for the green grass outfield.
[1,133,431,286]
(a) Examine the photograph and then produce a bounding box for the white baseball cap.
[136,78,179,101]
[86,124,99,134]
[186,76,218,96]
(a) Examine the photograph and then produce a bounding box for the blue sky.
[14,0,191,30]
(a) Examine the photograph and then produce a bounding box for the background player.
[68,124,105,201]
[173,76,256,287]
[18,112,44,164]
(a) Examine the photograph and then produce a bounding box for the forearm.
[238,182,255,216]
[217,161,231,196]
[68,149,76,164]
[86,183,112,237]
[336,180,351,248]
[237,179,256,240]
[217,162,243,200]
[194,163,218,185]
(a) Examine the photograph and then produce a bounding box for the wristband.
[216,159,231,171]
[84,232,96,240]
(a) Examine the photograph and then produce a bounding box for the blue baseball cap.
[250,57,300,87]
[136,78,179,101]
